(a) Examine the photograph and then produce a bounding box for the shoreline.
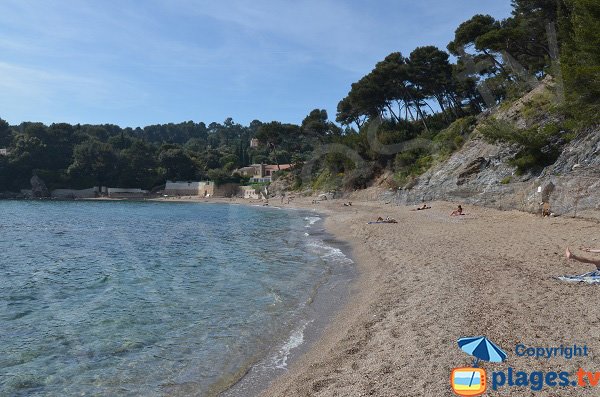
[220,213,357,397]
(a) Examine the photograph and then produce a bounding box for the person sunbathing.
[376,216,397,223]
[416,203,431,210]
[450,205,463,216]
[565,247,600,270]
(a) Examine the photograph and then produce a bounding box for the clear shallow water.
[0,201,351,396]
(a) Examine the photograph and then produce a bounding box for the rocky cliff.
[396,80,600,218]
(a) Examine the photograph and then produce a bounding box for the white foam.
[304,216,321,227]
[268,291,283,304]
[306,239,354,266]
[267,320,312,369]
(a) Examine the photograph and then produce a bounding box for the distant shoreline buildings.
[14,160,291,200]
[233,163,292,183]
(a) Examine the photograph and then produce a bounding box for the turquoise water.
[0,201,350,396]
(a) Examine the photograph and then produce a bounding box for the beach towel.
[557,270,600,284]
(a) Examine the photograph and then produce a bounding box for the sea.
[0,200,354,396]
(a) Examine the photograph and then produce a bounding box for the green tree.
[68,140,118,187]
[301,109,341,142]
[448,14,505,73]
[158,147,198,181]
[117,140,159,188]
[0,118,11,147]
[0,155,9,191]
[408,46,460,116]
[560,0,600,119]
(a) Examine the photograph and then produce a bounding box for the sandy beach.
[234,198,600,397]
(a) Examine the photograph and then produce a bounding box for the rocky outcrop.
[30,175,50,198]
[394,78,600,218]
[269,172,295,196]
[539,128,600,217]
[397,128,600,218]
[457,157,490,185]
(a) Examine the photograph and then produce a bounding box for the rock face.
[540,128,600,217]
[394,78,600,218]
[30,175,50,198]
[269,172,294,196]
[397,128,600,218]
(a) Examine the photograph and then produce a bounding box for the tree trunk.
[386,104,401,123]
[482,49,508,75]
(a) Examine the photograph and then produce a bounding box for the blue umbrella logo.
[456,336,507,390]
[458,336,508,367]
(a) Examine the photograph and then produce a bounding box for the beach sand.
[250,199,600,396]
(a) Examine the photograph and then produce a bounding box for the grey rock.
[30,175,50,198]
[396,128,600,218]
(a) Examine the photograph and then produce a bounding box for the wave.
[305,239,354,266]
[265,320,313,370]
[304,216,321,228]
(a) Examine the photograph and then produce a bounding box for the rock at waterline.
[30,175,50,198]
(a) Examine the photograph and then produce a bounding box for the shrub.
[480,119,564,174]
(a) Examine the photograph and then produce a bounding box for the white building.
[233,163,292,183]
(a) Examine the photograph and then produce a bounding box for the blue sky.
[0,0,513,128]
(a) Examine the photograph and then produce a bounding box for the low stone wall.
[51,187,98,199]
[240,186,261,199]
[213,183,240,198]
[107,188,149,198]
[164,181,210,196]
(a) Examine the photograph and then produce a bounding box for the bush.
[433,116,476,156]
[208,169,242,185]
[520,89,558,121]
[480,119,564,174]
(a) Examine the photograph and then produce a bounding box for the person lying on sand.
[412,203,431,211]
[342,202,353,207]
[582,248,600,253]
[376,216,397,223]
[565,247,600,270]
[450,205,464,216]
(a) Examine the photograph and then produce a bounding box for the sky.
[0,0,513,128]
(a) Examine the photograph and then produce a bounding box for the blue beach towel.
[557,270,600,284]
